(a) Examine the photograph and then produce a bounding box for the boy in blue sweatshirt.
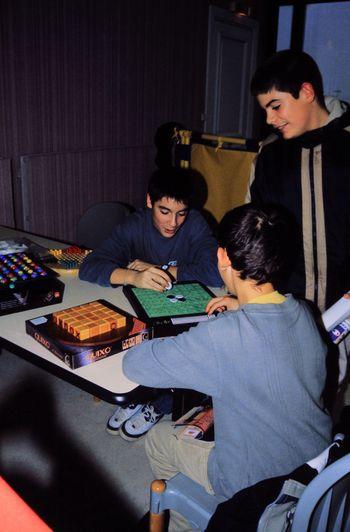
[79,167,222,439]
[122,203,331,530]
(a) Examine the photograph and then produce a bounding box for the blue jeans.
[151,391,173,415]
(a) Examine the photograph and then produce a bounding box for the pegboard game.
[26,299,150,369]
[0,252,64,315]
[48,246,91,270]
[0,252,49,288]
[123,282,215,334]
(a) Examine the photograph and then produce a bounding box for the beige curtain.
[191,143,256,223]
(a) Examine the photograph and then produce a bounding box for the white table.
[0,226,142,404]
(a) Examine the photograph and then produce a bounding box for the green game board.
[130,283,213,319]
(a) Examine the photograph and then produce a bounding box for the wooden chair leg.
[150,479,166,532]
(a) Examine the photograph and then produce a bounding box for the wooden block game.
[52,301,126,341]
[26,299,150,369]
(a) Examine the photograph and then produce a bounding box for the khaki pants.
[145,421,215,531]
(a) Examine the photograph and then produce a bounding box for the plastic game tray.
[0,252,59,291]
[0,252,64,316]
[123,281,215,327]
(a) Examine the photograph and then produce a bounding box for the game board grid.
[52,301,126,341]
[131,284,212,318]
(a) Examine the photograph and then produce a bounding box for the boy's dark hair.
[147,167,194,206]
[250,49,326,109]
[218,203,297,286]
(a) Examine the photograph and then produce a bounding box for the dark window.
[277,2,350,101]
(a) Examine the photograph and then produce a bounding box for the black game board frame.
[123,281,215,327]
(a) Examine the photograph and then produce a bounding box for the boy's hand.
[130,266,172,292]
[127,259,155,271]
[206,296,239,315]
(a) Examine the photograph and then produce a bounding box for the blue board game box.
[26,299,151,369]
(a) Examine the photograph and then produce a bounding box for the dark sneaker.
[119,402,164,441]
[106,404,143,435]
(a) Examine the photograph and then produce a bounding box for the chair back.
[76,201,133,248]
[150,473,226,531]
[291,453,350,531]
[150,454,350,532]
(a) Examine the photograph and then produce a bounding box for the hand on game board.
[206,295,239,315]
[127,259,155,271]
[129,266,172,292]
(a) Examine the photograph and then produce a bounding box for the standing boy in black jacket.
[248,49,350,386]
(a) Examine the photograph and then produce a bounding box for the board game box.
[123,281,216,337]
[0,252,64,316]
[26,299,151,369]
[174,403,214,441]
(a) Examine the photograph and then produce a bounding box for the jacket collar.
[292,97,350,149]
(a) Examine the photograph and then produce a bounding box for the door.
[204,6,258,138]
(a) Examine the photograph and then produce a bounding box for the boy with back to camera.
[122,203,332,530]
[247,49,350,386]
[79,167,222,440]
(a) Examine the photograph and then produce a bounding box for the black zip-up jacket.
[249,98,350,311]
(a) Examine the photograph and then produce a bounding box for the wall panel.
[20,145,154,242]
[0,158,14,226]
[0,0,208,157]
[0,0,209,230]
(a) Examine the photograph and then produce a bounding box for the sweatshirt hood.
[325,96,349,122]
[294,96,350,148]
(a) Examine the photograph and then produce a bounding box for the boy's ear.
[146,194,153,209]
[300,82,316,103]
[217,247,231,268]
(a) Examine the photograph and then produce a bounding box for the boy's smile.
[147,195,188,238]
[257,86,325,139]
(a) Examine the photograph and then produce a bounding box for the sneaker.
[106,404,142,435]
[119,402,164,441]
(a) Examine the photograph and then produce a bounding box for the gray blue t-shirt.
[123,295,332,498]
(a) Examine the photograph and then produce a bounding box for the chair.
[149,473,226,532]
[291,452,350,531]
[76,201,133,249]
[149,453,350,532]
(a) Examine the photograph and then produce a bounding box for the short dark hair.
[218,203,297,286]
[147,167,194,206]
[250,49,326,109]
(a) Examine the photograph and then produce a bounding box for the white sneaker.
[119,402,164,441]
[106,404,142,435]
